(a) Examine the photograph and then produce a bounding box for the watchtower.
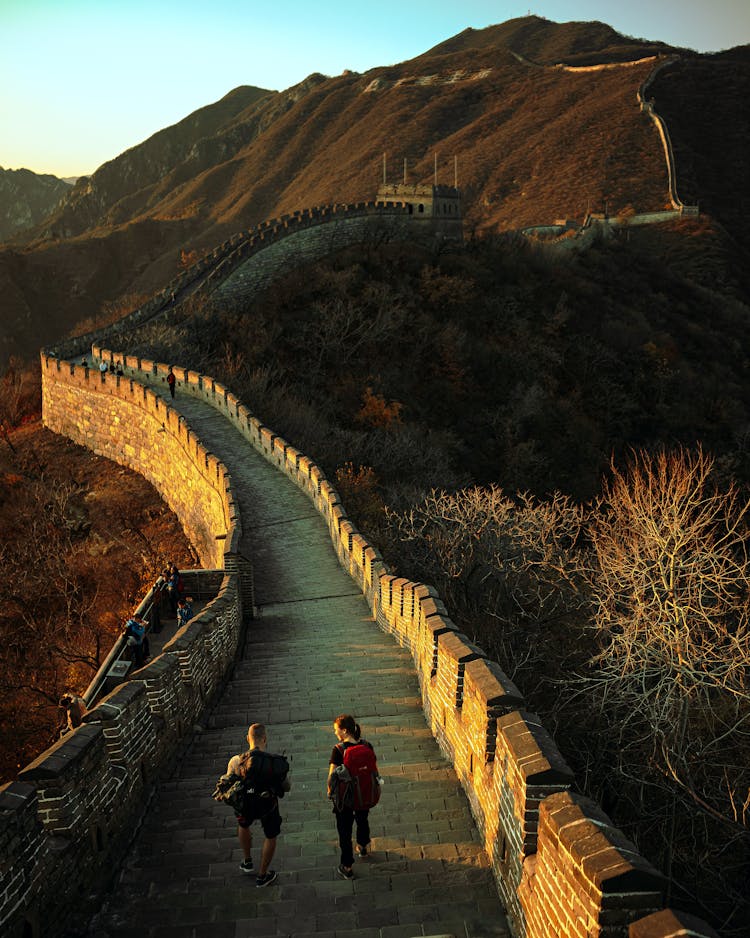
[375,182,462,239]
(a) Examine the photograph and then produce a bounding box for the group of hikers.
[215,717,381,886]
[60,564,194,732]
[123,565,192,667]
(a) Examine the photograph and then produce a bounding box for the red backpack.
[330,740,381,811]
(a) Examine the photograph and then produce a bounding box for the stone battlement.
[44,198,462,366]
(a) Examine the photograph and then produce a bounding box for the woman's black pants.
[335,807,370,867]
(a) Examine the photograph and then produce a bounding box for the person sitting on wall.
[59,693,87,735]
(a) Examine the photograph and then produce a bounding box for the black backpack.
[239,750,290,798]
[213,750,290,815]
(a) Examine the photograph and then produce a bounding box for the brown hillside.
[0,418,196,780]
[419,15,678,65]
[0,16,745,366]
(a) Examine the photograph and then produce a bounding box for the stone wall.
[43,200,461,366]
[214,204,451,305]
[638,58,699,215]
[57,351,718,938]
[0,351,249,938]
[0,580,242,938]
[40,354,241,569]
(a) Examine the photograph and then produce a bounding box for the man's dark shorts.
[236,798,282,839]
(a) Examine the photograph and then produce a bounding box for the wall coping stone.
[0,780,38,810]
[629,909,720,938]
[497,711,575,785]
[18,724,104,781]
[87,679,147,722]
[464,658,525,708]
[543,792,667,893]
[438,630,485,661]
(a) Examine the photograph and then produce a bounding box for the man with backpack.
[327,714,381,880]
[222,723,290,887]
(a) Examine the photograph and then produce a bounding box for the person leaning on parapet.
[59,692,86,735]
[124,614,150,668]
[162,565,179,616]
[176,597,193,628]
[226,723,291,887]
[167,366,176,398]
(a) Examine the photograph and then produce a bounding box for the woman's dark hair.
[334,714,361,740]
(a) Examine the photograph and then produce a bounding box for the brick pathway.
[88,383,510,938]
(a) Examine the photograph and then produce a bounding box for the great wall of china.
[1,71,716,938]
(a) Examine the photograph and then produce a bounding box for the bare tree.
[585,447,750,911]
[386,485,589,681]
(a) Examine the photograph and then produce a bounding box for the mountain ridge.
[0,16,748,366]
[0,167,71,242]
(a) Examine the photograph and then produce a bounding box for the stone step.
[87,377,511,938]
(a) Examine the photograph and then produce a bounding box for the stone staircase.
[86,381,510,938]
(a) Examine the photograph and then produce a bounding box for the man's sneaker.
[239,858,254,874]
[356,842,371,857]
[256,870,278,887]
[336,864,354,880]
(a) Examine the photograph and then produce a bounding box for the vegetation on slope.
[117,224,750,934]
[0,14,709,365]
[0,371,196,781]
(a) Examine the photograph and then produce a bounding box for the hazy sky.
[2,0,748,178]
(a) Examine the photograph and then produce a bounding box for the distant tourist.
[99,360,108,374]
[81,358,88,368]
[116,362,124,376]
[124,615,150,668]
[164,565,181,615]
[167,367,176,398]
[177,597,193,628]
[108,361,115,373]
[59,693,87,734]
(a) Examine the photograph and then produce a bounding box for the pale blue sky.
[1,0,748,178]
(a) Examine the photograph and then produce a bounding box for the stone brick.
[629,908,720,938]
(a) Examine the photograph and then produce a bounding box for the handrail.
[81,575,165,708]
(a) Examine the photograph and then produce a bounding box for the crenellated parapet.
[1,579,242,938]
[40,353,241,569]
[45,198,462,365]
[0,349,249,938]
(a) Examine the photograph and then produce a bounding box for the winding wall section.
[0,338,720,938]
[45,200,459,364]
